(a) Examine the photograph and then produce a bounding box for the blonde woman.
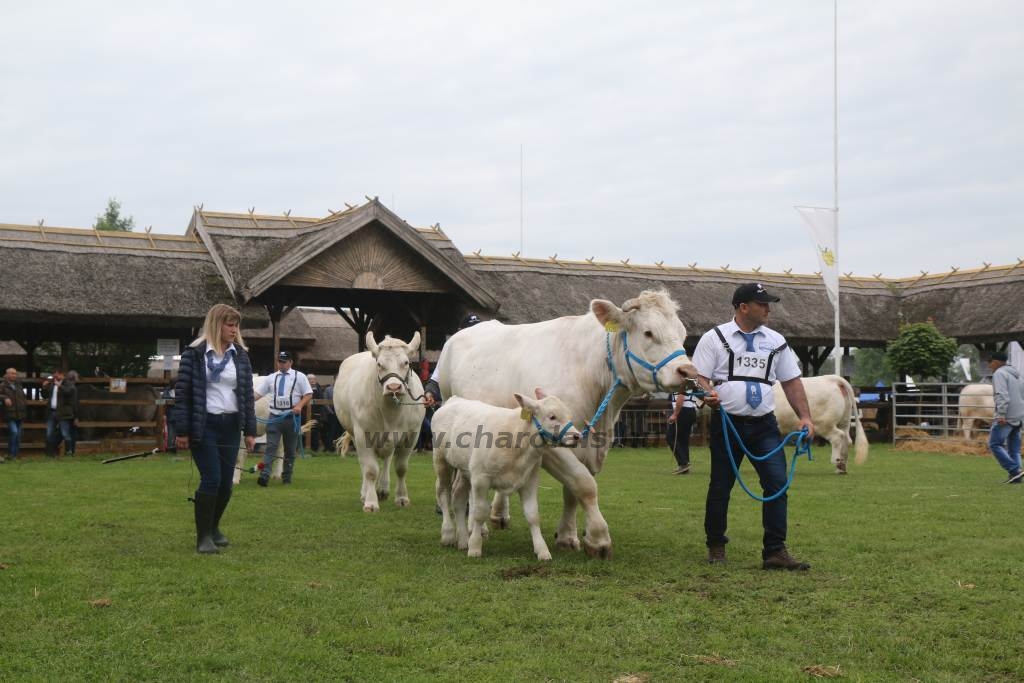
[172,304,257,554]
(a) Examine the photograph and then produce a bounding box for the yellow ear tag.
[521,409,532,421]
[604,321,621,333]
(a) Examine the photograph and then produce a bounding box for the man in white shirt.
[691,283,815,570]
[254,351,313,485]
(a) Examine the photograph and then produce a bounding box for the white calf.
[432,390,581,560]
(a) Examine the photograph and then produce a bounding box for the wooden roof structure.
[1,199,1022,374]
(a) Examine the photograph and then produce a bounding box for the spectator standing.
[988,351,1024,484]
[322,382,339,451]
[172,303,257,554]
[2,367,28,462]
[254,351,313,486]
[41,368,78,457]
[667,391,697,474]
[306,373,324,452]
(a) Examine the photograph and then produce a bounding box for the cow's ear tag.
[604,321,620,333]
[521,409,532,421]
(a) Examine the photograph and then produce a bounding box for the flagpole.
[832,0,841,375]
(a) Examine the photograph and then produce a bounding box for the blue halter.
[531,415,576,444]
[580,330,687,437]
[620,331,688,393]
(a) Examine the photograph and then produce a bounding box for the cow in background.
[334,332,425,512]
[774,375,868,474]
[958,383,994,440]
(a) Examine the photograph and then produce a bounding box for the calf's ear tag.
[521,409,532,421]
[604,321,621,333]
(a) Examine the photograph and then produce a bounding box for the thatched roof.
[2,205,1022,354]
[0,222,266,341]
[466,255,901,347]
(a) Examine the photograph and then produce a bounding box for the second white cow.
[432,390,581,560]
[334,332,425,512]
[958,383,994,440]
[773,374,868,474]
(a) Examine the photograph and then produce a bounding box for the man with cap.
[691,283,815,570]
[254,351,313,485]
[987,351,1023,484]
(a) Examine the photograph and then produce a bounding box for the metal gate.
[891,381,979,444]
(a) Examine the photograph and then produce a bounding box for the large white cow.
[335,332,426,512]
[773,375,868,474]
[438,290,698,558]
[958,383,994,440]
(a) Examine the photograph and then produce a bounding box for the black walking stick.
[102,448,161,464]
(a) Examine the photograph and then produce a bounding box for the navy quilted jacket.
[172,342,257,441]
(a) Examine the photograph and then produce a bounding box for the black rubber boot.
[211,489,231,547]
[194,491,220,554]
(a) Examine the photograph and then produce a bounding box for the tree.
[852,347,896,386]
[885,321,959,381]
[94,198,135,232]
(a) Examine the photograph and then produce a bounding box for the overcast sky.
[2,2,1021,277]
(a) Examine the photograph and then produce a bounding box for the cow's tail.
[837,376,869,465]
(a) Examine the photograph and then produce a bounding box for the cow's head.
[515,388,582,447]
[366,331,421,397]
[591,290,697,393]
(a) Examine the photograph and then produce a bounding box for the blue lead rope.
[687,389,813,503]
[255,411,306,457]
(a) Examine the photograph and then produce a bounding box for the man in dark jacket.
[41,368,78,457]
[1,367,28,462]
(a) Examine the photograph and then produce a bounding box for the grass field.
[1,444,1022,682]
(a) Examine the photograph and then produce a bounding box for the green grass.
[1,445,1021,682]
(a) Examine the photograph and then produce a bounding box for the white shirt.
[671,392,697,411]
[256,370,313,414]
[692,319,801,417]
[204,345,240,414]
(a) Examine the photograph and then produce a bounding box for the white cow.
[432,390,582,560]
[438,290,698,558]
[958,383,994,440]
[773,375,868,474]
[233,383,315,484]
[334,332,426,512]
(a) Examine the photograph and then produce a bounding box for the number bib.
[713,326,788,385]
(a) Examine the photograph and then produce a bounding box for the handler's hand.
[798,417,815,441]
[703,389,721,409]
[424,394,436,408]
[175,435,189,450]
[245,436,256,452]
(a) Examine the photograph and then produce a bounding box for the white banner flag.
[796,206,839,309]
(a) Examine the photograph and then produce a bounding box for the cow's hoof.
[536,550,553,562]
[468,549,482,558]
[555,536,581,551]
[363,504,380,513]
[583,538,613,560]
[378,491,390,501]
[489,516,510,530]
[395,497,410,507]
[440,533,456,547]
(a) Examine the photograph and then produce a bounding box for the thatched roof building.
[2,198,1021,376]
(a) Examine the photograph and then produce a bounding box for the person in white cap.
[254,351,313,486]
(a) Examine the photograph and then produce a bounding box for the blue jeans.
[46,414,75,456]
[263,413,299,482]
[192,412,241,496]
[705,412,789,556]
[988,421,1022,475]
[6,419,22,458]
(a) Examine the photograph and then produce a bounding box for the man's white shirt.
[256,370,313,414]
[692,320,801,417]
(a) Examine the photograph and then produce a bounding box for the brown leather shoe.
[707,545,726,564]
[762,548,810,571]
